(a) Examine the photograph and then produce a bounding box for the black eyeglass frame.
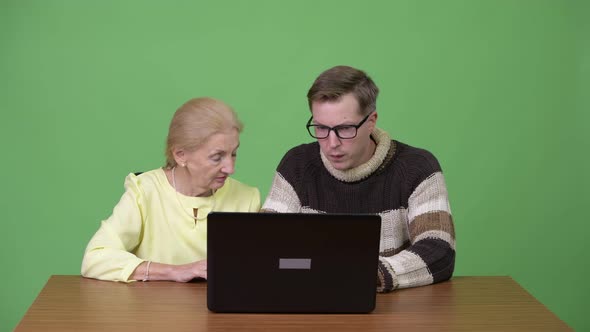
[305,111,374,139]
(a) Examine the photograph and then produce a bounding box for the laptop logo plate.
[279,258,311,269]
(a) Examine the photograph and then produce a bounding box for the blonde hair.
[165,97,243,168]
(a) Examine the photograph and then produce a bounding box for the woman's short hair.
[165,97,243,168]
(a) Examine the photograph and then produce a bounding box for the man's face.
[310,93,377,171]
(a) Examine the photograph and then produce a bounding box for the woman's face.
[179,129,240,192]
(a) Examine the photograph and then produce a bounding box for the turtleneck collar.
[320,127,393,182]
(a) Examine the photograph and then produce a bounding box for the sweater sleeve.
[261,172,302,212]
[81,174,146,282]
[262,147,305,212]
[377,171,456,292]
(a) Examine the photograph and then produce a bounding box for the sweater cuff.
[120,258,145,282]
[377,257,399,293]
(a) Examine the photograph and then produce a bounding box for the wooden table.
[16,275,571,331]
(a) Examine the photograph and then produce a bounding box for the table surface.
[15,275,571,331]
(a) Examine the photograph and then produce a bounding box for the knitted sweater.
[262,128,456,292]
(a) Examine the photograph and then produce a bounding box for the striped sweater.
[262,128,456,292]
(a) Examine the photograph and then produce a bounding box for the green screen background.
[1,1,588,330]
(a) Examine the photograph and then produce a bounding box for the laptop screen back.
[207,212,382,313]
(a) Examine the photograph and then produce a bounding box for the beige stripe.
[261,173,301,213]
[378,209,409,254]
[407,172,452,221]
[301,206,322,214]
[385,251,433,289]
[409,211,455,240]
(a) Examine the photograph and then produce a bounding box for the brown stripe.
[381,240,410,257]
[409,211,455,241]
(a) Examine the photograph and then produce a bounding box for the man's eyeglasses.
[306,112,373,139]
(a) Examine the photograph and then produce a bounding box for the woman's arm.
[130,260,208,282]
[81,174,147,282]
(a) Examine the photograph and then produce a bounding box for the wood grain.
[15,275,571,331]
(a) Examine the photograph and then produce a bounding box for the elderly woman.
[81,97,260,282]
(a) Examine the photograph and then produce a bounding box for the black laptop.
[207,212,382,313]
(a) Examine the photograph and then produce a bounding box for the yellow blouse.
[81,168,260,282]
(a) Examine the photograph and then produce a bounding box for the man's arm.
[377,171,456,292]
[261,172,302,212]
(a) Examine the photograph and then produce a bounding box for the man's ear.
[369,112,378,131]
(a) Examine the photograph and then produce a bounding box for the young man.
[262,65,456,292]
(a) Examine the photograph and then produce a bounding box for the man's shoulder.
[279,142,320,165]
[395,140,437,159]
[284,141,319,156]
[275,142,323,179]
[394,140,442,173]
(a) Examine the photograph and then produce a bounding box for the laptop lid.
[207,212,382,313]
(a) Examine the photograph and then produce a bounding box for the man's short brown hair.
[307,65,379,116]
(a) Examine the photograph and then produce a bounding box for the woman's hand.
[172,260,208,282]
[131,259,207,282]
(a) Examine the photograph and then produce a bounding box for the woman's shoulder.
[217,178,261,211]
[223,177,259,195]
[123,168,167,192]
